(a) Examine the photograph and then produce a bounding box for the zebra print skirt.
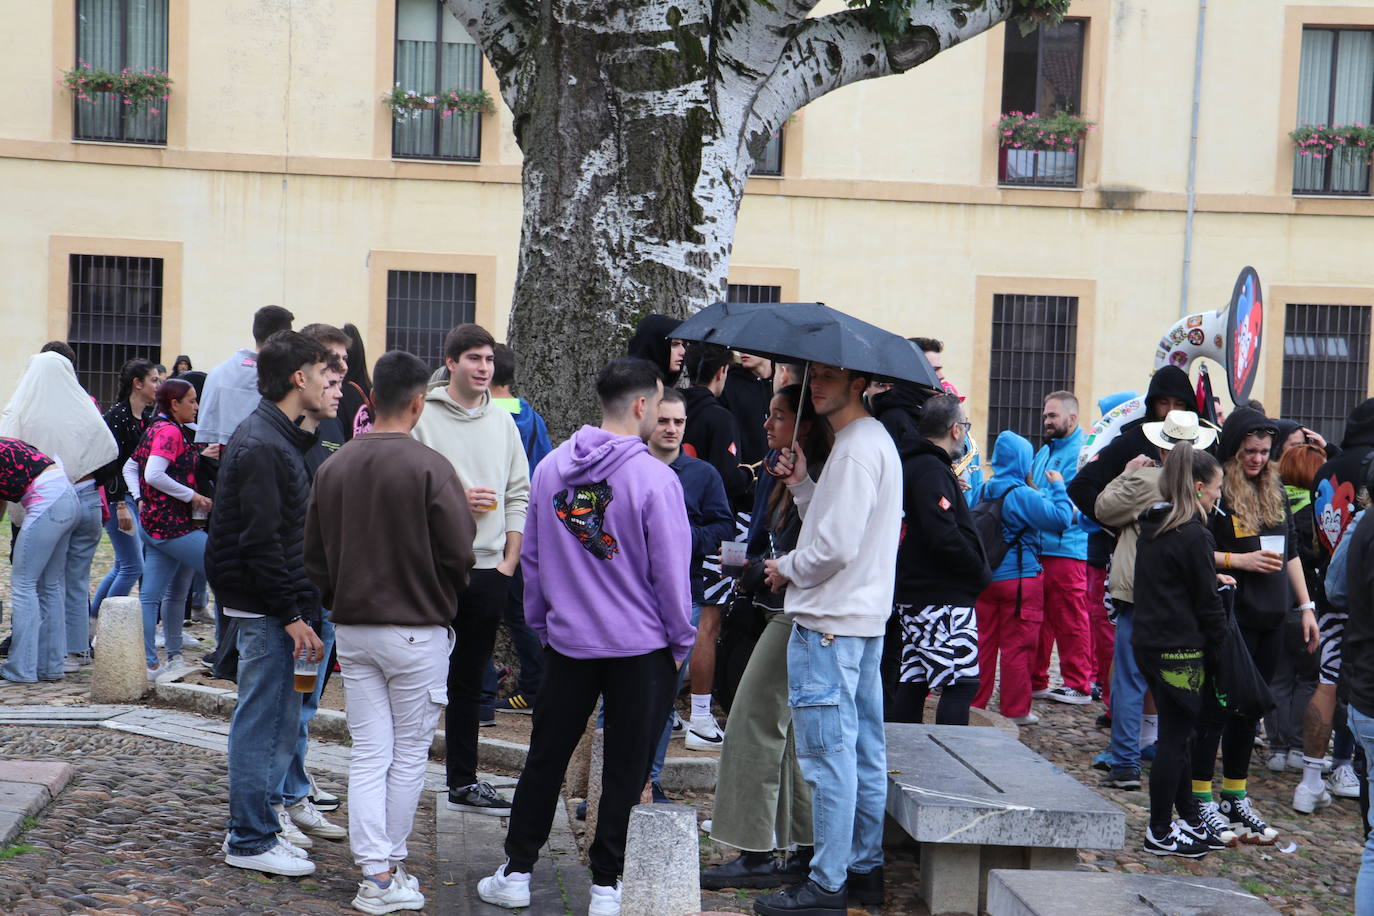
[896,603,980,688]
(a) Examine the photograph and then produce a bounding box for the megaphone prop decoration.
[1153,266,1264,405]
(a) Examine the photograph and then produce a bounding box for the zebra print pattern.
[1317,610,1347,686]
[702,511,751,606]
[897,603,980,688]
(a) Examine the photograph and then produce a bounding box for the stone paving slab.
[987,869,1282,915]
[0,781,52,847]
[0,760,75,797]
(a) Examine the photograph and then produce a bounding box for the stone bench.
[987,869,1281,915]
[884,724,1125,915]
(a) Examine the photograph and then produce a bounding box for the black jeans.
[480,565,545,703]
[505,647,677,885]
[1136,647,1205,833]
[1192,623,1282,783]
[445,567,510,789]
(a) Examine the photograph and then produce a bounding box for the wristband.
[284,615,303,626]
[1222,552,1231,570]
[1298,602,1316,612]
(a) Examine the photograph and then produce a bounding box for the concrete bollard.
[584,727,604,843]
[90,597,149,703]
[619,804,700,916]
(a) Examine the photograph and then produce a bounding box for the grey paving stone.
[987,869,1282,915]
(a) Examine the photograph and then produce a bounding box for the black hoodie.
[1217,406,1277,463]
[870,381,930,449]
[682,385,752,506]
[895,436,991,607]
[627,314,683,386]
[1132,505,1227,651]
[1068,365,1198,524]
[1343,497,1374,717]
[1312,397,1374,554]
[719,363,772,467]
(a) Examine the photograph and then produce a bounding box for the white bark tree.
[445,0,1069,436]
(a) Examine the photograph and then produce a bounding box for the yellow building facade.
[3,0,1374,441]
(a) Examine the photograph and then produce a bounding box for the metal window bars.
[988,293,1078,446]
[385,270,477,370]
[1281,303,1371,442]
[725,284,783,304]
[67,253,165,409]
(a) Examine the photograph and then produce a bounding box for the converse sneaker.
[1195,801,1238,847]
[1292,781,1333,814]
[447,781,512,815]
[352,876,425,914]
[1046,686,1093,705]
[273,803,313,848]
[1266,750,1290,772]
[588,880,623,915]
[288,797,347,840]
[1328,762,1361,799]
[477,862,531,908]
[1143,824,1209,858]
[685,714,725,751]
[1180,816,1234,851]
[308,772,341,811]
[1218,795,1279,844]
[224,838,316,876]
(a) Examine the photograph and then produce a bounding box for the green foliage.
[0,844,34,861]
[384,84,495,123]
[60,60,172,117]
[998,109,1094,151]
[844,0,1071,40]
[1290,122,1374,164]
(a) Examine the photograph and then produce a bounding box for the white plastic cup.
[1260,535,1285,558]
[293,656,318,694]
[720,540,747,577]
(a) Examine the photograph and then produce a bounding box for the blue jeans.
[63,486,104,655]
[1346,707,1374,914]
[227,615,302,855]
[787,624,886,894]
[92,496,143,613]
[190,572,208,609]
[278,615,336,806]
[138,528,206,668]
[649,603,702,783]
[1,488,80,683]
[1107,603,1147,772]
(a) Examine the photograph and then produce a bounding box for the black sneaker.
[494,692,535,714]
[1218,794,1278,844]
[702,851,781,890]
[1095,713,1112,729]
[1090,682,1103,701]
[1179,816,1233,851]
[1143,824,1209,858]
[1100,767,1141,790]
[447,782,512,816]
[846,865,884,907]
[479,707,497,727]
[754,878,847,915]
[774,847,811,885]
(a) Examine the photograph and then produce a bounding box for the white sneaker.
[274,803,313,848]
[182,633,201,646]
[1292,781,1333,814]
[477,862,532,908]
[685,714,724,751]
[155,631,165,648]
[308,771,341,811]
[287,798,347,840]
[222,834,309,859]
[1265,750,1289,773]
[1031,687,1053,699]
[588,880,622,916]
[670,710,685,739]
[1328,763,1361,799]
[392,862,420,891]
[1289,748,1331,773]
[353,876,425,914]
[1046,686,1093,705]
[224,838,316,876]
[1009,713,1041,726]
[191,604,215,624]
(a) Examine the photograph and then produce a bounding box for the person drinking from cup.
[1195,407,1318,844]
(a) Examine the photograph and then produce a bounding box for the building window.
[386,270,476,369]
[393,0,483,162]
[754,129,783,177]
[1293,28,1374,196]
[987,293,1078,442]
[726,283,782,304]
[68,254,164,407]
[1282,303,1371,440]
[74,0,169,145]
[998,19,1085,188]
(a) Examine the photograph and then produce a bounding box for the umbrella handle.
[790,361,809,461]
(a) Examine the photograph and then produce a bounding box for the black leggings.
[890,678,980,726]
[1192,624,1282,784]
[1136,648,1204,833]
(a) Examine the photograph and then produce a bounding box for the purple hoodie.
[522,425,696,663]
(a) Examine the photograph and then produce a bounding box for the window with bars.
[1293,28,1374,195]
[754,129,784,177]
[726,283,782,304]
[393,0,483,161]
[74,0,169,145]
[68,254,164,408]
[1281,303,1371,441]
[987,294,1078,444]
[386,270,477,369]
[998,19,1085,188]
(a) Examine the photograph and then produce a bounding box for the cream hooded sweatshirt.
[412,386,530,569]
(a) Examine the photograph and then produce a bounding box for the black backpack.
[971,486,1023,570]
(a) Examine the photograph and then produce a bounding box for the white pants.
[336,623,452,875]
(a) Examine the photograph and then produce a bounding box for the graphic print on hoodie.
[554,481,618,559]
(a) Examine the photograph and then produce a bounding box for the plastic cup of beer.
[294,655,318,694]
[1260,535,1285,559]
[472,485,498,515]
[720,540,747,577]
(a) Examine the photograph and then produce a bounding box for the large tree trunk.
[447,0,1025,439]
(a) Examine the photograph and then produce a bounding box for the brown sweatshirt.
[305,432,475,626]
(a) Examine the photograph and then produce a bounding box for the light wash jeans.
[63,484,103,656]
[138,528,205,668]
[278,615,336,806]
[1107,602,1147,772]
[92,496,143,613]
[649,603,701,783]
[227,615,302,856]
[1,487,80,683]
[337,623,452,875]
[1346,707,1374,914]
[787,623,886,893]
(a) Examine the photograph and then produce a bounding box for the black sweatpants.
[445,567,509,789]
[1192,624,1282,784]
[1136,647,1205,833]
[891,678,981,725]
[505,647,677,885]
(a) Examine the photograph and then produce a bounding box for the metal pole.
[1180,0,1208,316]
[790,361,810,459]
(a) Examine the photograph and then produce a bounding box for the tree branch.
[443,0,533,86]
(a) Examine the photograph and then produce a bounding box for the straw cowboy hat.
[1142,409,1218,451]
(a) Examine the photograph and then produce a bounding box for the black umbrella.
[673,301,942,390]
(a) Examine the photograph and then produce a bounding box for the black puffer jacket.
[205,398,320,623]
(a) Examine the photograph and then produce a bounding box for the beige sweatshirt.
[412,386,530,569]
[1094,466,1163,605]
